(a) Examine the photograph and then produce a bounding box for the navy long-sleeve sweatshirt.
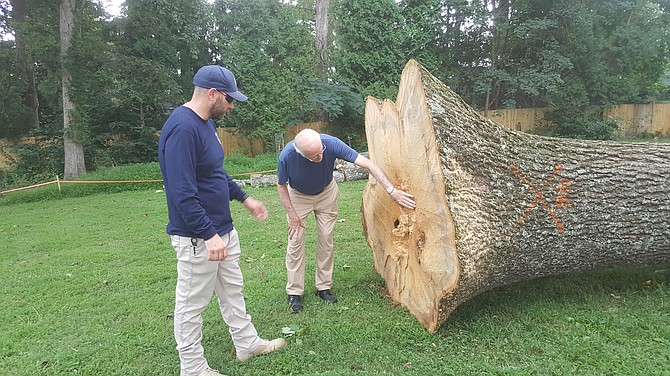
[158,106,248,240]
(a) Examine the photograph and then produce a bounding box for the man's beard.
[210,100,227,120]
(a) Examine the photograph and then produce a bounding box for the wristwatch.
[386,186,395,194]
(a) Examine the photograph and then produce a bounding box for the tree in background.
[0,0,40,139]
[108,0,208,128]
[9,0,39,132]
[314,0,329,122]
[86,0,213,166]
[397,0,444,76]
[420,0,670,139]
[331,0,406,100]
[211,0,317,144]
[60,0,86,179]
[315,0,330,81]
[540,0,670,139]
[0,39,33,139]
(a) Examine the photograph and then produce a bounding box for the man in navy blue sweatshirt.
[158,65,286,376]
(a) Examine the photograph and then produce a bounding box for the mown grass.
[1,164,668,375]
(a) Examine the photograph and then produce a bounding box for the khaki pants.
[285,179,339,295]
[171,229,260,376]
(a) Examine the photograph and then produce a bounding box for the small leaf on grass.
[282,327,295,336]
[282,323,303,337]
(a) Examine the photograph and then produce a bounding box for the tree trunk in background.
[314,0,329,122]
[10,0,40,130]
[60,0,86,179]
[362,59,670,333]
[315,0,329,80]
[485,0,510,114]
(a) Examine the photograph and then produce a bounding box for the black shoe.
[288,295,303,313]
[315,289,337,303]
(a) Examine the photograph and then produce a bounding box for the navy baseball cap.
[192,65,248,102]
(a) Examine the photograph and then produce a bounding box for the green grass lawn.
[1,179,669,375]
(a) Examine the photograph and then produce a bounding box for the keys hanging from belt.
[191,238,198,255]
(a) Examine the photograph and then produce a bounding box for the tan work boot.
[236,338,287,362]
[197,367,225,376]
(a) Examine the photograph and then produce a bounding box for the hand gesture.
[243,197,268,221]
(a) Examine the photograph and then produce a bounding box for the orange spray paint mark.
[508,163,573,235]
[554,181,573,209]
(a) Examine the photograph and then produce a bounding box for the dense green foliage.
[1,178,668,375]
[0,0,669,185]
[332,0,406,100]
[212,0,318,140]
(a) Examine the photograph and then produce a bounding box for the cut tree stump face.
[362,59,670,333]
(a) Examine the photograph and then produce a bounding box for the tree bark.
[361,59,670,333]
[315,0,329,81]
[60,0,86,179]
[314,0,329,122]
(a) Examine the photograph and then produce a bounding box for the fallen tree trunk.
[361,59,670,333]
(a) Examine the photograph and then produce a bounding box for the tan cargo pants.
[171,229,261,375]
[285,179,340,296]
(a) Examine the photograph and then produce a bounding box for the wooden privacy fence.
[483,103,670,136]
[482,108,551,132]
[216,121,325,156]
[603,104,670,137]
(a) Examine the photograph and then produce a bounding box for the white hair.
[294,129,321,154]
